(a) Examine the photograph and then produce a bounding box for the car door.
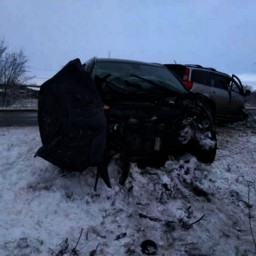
[210,73,231,116]
[190,69,212,97]
[227,75,245,115]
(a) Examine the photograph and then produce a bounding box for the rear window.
[191,70,211,86]
[164,64,186,79]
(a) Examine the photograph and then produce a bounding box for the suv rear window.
[191,70,211,86]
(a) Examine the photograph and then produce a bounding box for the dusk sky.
[1,0,256,87]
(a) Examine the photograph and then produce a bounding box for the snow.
[1,120,256,255]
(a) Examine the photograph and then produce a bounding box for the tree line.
[0,40,31,107]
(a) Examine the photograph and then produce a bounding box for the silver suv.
[164,64,249,122]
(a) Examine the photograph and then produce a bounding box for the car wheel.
[190,129,217,163]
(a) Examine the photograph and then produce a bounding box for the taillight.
[183,68,193,90]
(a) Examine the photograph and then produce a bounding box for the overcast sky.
[1,0,256,87]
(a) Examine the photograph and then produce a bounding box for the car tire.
[190,129,217,164]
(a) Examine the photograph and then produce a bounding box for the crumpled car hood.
[35,58,106,171]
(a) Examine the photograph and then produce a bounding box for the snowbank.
[1,123,256,255]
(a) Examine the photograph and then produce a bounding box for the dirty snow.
[1,120,256,255]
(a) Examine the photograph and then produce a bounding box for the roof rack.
[186,64,217,72]
[185,64,203,68]
[204,67,217,71]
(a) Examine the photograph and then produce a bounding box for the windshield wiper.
[100,74,143,93]
[95,73,112,84]
[129,73,170,93]
[124,79,143,90]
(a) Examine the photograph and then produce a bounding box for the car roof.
[94,57,163,67]
[164,63,230,77]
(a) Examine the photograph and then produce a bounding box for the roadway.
[0,109,38,127]
[0,107,255,127]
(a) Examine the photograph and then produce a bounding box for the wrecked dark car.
[35,58,217,188]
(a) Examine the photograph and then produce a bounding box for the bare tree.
[0,40,31,106]
[0,40,7,82]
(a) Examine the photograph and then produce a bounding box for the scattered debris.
[140,240,158,255]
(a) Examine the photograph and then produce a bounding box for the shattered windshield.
[92,61,188,95]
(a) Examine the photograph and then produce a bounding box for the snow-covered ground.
[1,119,256,255]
